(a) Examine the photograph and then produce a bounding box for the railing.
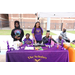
[66,23,75,30]
[0,20,75,30]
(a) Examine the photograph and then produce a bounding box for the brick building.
[0,14,9,27]
[0,14,75,30]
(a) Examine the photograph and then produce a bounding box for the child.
[42,30,57,45]
[11,21,24,42]
[23,33,32,45]
[56,35,65,45]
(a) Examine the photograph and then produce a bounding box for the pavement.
[0,30,75,62]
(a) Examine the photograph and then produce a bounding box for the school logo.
[35,59,41,62]
[36,30,40,33]
[25,40,31,44]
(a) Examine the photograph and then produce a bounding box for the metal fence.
[20,22,45,29]
[0,21,9,29]
[0,20,75,30]
[19,22,75,30]
[50,23,62,30]
[20,22,62,30]
[66,23,75,30]
[0,21,2,29]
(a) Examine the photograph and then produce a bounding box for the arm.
[51,38,57,43]
[41,28,43,35]
[18,29,24,40]
[32,33,37,43]
[11,30,15,39]
[49,36,57,43]
[20,29,24,39]
[60,33,66,39]
[32,28,37,43]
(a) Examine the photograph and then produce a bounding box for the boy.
[11,21,24,42]
[56,35,65,45]
[23,33,32,44]
[42,30,57,45]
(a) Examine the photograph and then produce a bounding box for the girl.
[32,22,43,44]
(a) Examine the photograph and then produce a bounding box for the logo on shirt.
[25,40,31,44]
[36,30,40,32]
[14,30,21,36]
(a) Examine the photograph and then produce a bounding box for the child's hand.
[15,36,18,39]
[49,36,52,39]
[17,37,20,40]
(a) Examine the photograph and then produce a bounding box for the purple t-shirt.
[23,38,32,44]
[32,27,43,41]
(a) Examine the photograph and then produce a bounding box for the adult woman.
[32,22,43,44]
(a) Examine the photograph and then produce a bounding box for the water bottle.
[61,40,64,50]
[57,43,59,49]
[49,45,51,48]
[22,41,24,44]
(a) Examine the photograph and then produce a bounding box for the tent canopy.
[38,12,75,30]
[38,12,75,18]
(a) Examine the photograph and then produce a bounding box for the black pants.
[72,40,75,42]
[36,40,42,44]
[65,39,70,43]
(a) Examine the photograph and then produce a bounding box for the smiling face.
[36,22,40,28]
[46,32,50,38]
[26,34,30,39]
[59,36,62,40]
[15,23,19,28]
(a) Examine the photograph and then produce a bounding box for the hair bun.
[47,30,50,32]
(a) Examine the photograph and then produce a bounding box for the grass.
[0,30,11,35]
[0,30,56,35]
[67,31,75,34]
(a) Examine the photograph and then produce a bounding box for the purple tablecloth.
[6,45,69,62]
